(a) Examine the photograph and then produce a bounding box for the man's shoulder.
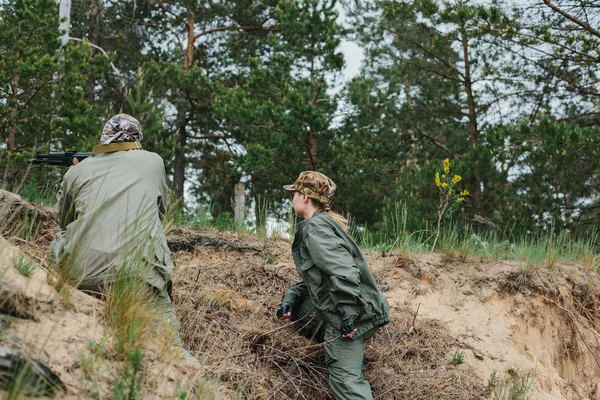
[68,150,164,176]
[110,149,165,167]
[128,150,163,161]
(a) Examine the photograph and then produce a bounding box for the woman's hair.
[310,199,349,231]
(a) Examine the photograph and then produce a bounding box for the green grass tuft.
[17,178,58,207]
[12,256,36,277]
[112,349,145,400]
[450,349,464,366]
[105,262,157,359]
[487,369,534,400]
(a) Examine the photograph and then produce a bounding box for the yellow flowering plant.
[432,158,469,250]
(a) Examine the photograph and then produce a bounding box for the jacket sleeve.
[157,157,169,220]
[53,174,77,229]
[282,281,308,305]
[305,225,362,318]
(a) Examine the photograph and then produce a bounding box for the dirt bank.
[1,192,599,399]
[169,229,600,399]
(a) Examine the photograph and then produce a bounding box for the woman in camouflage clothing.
[277,171,390,400]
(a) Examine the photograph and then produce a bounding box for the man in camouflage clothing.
[50,114,198,367]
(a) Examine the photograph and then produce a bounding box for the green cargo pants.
[292,296,375,400]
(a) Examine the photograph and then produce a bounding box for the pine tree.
[0,0,108,188]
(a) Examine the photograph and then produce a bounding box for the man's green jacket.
[50,149,172,292]
[283,211,390,338]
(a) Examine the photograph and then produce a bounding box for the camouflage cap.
[284,171,337,207]
[100,114,143,144]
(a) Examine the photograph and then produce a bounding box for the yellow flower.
[443,158,450,174]
[451,175,462,184]
[457,197,465,203]
[435,171,441,187]
[441,182,448,189]
[460,189,470,196]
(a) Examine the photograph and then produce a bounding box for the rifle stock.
[28,151,91,167]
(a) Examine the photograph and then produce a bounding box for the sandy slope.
[367,253,600,400]
[0,237,214,399]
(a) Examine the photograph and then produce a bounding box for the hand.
[341,315,358,339]
[276,302,292,319]
[69,157,79,169]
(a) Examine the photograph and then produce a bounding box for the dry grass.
[366,312,485,400]
[193,287,252,312]
[172,238,487,400]
[105,267,157,359]
[0,190,57,246]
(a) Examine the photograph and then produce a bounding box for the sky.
[337,2,365,82]
[340,40,364,81]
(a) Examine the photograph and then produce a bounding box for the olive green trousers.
[292,296,375,400]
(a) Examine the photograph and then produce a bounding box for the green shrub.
[215,212,234,232]
[18,178,57,207]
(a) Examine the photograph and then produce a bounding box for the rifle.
[28,151,91,167]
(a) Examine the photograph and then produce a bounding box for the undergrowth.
[352,203,599,272]
[17,178,58,208]
[487,369,534,400]
[22,183,598,271]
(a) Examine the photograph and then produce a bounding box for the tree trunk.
[173,112,187,198]
[405,77,419,170]
[307,41,318,171]
[460,31,481,213]
[59,0,71,46]
[85,0,99,104]
[171,7,196,199]
[184,7,195,70]
[461,35,478,144]
[8,73,19,152]
[308,136,318,170]
[4,73,20,189]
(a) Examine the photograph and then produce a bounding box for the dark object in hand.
[341,315,358,336]
[276,302,292,319]
[28,151,91,167]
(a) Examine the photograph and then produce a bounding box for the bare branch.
[361,15,463,80]
[543,0,600,39]
[68,37,123,86]
[193,25,278,41]
[416,127,454,157]
[187,134,227,140]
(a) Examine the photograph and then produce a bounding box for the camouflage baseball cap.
[100,114,143,144]
[284,171,337,205]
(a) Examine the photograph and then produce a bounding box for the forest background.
[2,0,600,242]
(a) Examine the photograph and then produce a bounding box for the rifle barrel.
[28,152,91,167]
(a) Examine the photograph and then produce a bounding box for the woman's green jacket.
[282,211,390,338]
